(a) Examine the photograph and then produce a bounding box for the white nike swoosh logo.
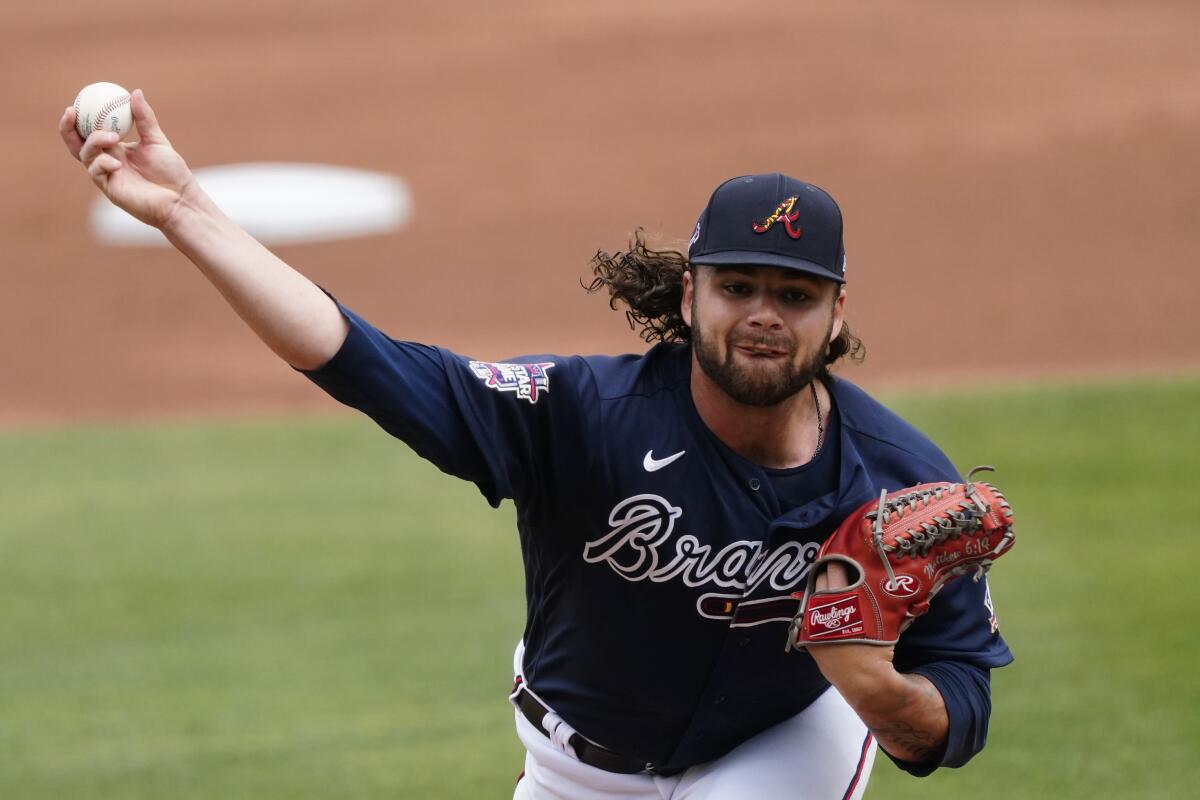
[643,449,686,472]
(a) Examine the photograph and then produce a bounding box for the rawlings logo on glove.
[787,467,1014,650]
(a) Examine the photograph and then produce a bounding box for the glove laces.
[868,466,998,588]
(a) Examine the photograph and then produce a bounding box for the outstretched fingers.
[131,89,169,145]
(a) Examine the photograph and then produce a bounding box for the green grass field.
[3,377,1197,798]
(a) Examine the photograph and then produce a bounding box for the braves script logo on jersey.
[582,494,819,621]
[468,360,554,404]
[752,195,802,239]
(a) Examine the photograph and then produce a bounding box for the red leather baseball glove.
[787,467,1014,650]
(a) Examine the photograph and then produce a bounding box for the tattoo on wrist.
[869,721,943,763]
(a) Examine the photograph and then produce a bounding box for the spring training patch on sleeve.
[468,361,555,404]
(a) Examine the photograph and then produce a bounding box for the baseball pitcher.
[61,91,1014,799]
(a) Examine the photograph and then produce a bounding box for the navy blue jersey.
[301,299,1013,773]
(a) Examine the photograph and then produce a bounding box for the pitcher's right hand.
[60,89,198,232]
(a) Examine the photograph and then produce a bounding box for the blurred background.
[9,0,1199,424]
[3,1,1198,797]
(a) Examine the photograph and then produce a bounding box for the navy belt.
[511,679,681,777]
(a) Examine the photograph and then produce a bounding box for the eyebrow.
[710,265,820,286]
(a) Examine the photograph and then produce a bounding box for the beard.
[691,304,831,408]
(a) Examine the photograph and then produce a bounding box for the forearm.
[62,92,348,370]
[835,666,948,764]
[163,187,348,370]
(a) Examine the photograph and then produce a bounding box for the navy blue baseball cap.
[687,173,846,283]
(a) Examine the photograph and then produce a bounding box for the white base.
[89,162,412,247]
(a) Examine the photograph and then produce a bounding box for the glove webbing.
[867,467,995,590]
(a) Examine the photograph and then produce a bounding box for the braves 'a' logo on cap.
[752,195,802,239]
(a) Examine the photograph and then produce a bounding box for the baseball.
[73,82,133,140]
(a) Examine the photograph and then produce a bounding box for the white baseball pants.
[511,658,875,799]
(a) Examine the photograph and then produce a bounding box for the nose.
[745,295,784,330]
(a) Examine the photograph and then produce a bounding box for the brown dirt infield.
[7,0,1200,425]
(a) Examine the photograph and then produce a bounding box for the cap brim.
[689,250,845,283]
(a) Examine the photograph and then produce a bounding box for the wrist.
[160,184,226,245]
[825,656,909,717]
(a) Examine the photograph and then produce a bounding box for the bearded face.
[686,266,840,407]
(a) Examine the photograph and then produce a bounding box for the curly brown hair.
[585,229,865,374]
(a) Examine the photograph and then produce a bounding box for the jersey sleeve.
[888,571,1011,772]
[880,660,993,776]
[297,296,594,507]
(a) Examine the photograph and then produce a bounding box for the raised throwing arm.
[59,89,348,371]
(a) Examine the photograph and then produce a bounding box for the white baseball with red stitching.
[73,82,133,140]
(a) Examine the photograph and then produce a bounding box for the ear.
[829,287,847,344]
[680,269,695,328]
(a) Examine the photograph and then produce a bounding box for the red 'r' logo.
[752,196,802,239]
[881,575,921,599]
